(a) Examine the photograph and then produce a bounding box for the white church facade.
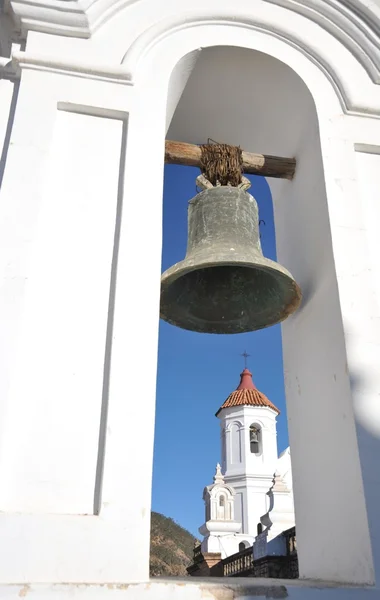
[199,368,295,559]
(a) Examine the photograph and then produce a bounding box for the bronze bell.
[160,186,301,334]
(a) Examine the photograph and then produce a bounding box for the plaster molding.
[266,0,380,83]
[11,50,133,83]
[226,420,244,431]
[7,0,380,72]
[204,483,236,498]
[5,0,380,116]
[9,0,140,38]
[121,8,380,83]
[121,10,380,117]
[6,4,380,117]
[225,474,275,487]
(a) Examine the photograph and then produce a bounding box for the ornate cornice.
[11,49,133,83]
[267,0,380,83]
[9,0,140,38]
[8,0,380,84]
[7,2,380,116]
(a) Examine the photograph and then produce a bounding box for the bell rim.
[161,257,299,290]
[160,259,302,334]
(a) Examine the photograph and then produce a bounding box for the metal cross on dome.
[241,350,251,369]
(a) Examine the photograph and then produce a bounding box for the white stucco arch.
[7,0,380,115]
[249,420,264,431]
[8,0,380,81]
[207,484,236,500]
[120,10,372,116]
[122,22,376,585]
[226,421,244,432]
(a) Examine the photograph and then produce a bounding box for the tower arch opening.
[249,423,262,455]
[152,38,374,585]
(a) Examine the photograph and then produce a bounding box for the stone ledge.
[0,579,377,599]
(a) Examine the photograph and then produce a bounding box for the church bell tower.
[216,368,280,538]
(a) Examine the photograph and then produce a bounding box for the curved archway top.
[250,420,265,430]
[8,0,380,87]
[121,7,380,85]
[8,1,380,115]
[203,482,236,501]
[120,9,380,117]
[209,483,236,498]
[226,421,244,431]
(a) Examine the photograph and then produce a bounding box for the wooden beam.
[165,140,296,180]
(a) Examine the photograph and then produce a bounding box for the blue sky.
[152,164,288,537]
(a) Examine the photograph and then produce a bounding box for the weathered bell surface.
[160,186,302,334]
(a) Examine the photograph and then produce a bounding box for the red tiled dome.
[216,369,280,416]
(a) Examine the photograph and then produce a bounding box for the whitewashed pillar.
[0,48,168,582]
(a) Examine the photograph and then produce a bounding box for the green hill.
[150,511,198,576]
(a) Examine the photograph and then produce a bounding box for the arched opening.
[217,493,227,520]
[230,422,242,465]
[153,44,296,577]
[152,41,373,585]
[239,541,250,552]
[249,424,262,455]
[257,523,263,536]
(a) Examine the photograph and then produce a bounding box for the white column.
[273,119,379,585]
[0,54,168,583]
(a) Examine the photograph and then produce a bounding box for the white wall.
[0,108,123,514]
[270,102,375,584]
[277,448,293,491]
[270,102,366,583]
[0,69,159,582]
[349,147,380,579]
